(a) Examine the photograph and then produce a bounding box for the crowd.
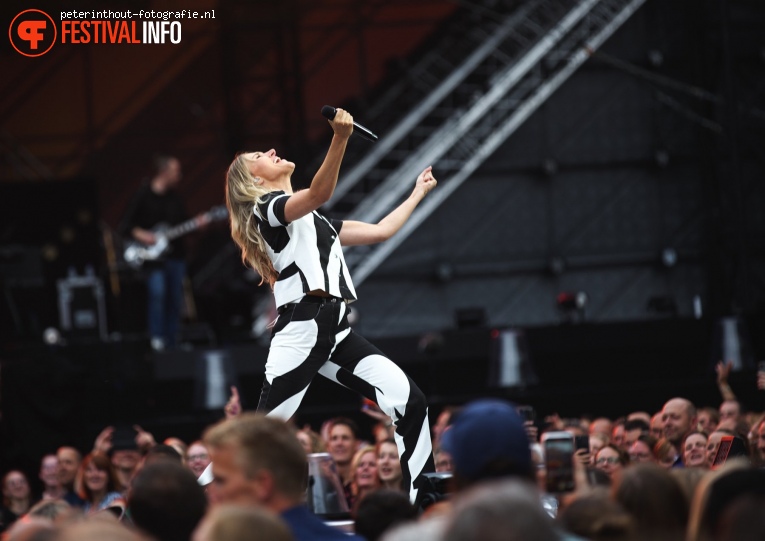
[0,362,763,541]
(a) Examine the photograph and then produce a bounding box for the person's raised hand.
[360,398,391,424]
[523,421,538,444]
[224,386,242,419]
[133,425,156,452]
[93,426,114,454]
[716,359,733,384]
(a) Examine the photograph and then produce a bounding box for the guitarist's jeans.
[257,296,435,505]
[146,258,186,348]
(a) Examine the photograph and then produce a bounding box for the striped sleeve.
[254,191,290,227]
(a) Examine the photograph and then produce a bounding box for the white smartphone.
[541,431,575,493]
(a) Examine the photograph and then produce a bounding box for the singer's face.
[244,149,294,183]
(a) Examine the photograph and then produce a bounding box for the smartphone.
[517,405,536,423]
[574,434,590,453]
[542,431,575,493]
[111,424,138,452]
[711,435,747,468]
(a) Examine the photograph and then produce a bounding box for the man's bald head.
[661,398,697,446]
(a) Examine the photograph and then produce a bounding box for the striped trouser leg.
[257,300,434,503]
[256,300,340,418]
[316,319,435,504]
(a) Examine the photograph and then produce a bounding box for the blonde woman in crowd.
[349,446,380,511]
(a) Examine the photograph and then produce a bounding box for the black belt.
[278,295,343,315]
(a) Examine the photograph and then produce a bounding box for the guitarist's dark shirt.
[119,182,188,262]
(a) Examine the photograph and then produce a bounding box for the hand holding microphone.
[322,105,378,142]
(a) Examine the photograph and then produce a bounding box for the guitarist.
[120,155,207,351]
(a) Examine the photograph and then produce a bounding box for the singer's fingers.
[230,385,239,399]
[329,109,354,138]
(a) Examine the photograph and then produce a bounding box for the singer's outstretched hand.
[415,166,438,198]
[327,108,354,139]
[337,166,437,246]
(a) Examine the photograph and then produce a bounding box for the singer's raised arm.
[282,109,353,223]
[339,166,437,246]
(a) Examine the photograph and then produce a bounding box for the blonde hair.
[197,504,293,541]
[203,413,308,499]
[351,446,378,478]
[225,153,278,286]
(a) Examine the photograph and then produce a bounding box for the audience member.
[687,461,765,541]
[654,437,679,469]
[610,421,626,450]
[621,419,649,451]
[628,434,657,464]
[56,447,84,506]
[682,431,709,469]
[164,438,188,463]
[349,446,379,511]
[326,418,360,504]
[295,427,326,455]
[613,463,688,541]
[25,498,75,522]
[186,441,212,478]
[3,517,58,541]
[76,452,124,514]
[128,461,207,541]
[203,413,364,541]
[38,455,64,501]
[443,479,566,541]
[141,444,183,467]
[594,445,628,483]
[697,407,719,434]
[626,411,651,425]
[714,493,765,541]
[431,408,456,451]
[56,519,145,541]
[589,418,612,440]
[377,439,404,492]
[670,467,707,508]
[752,415,765,466]
[354,490,417,541]
[434,448,453,473]
[588,433,608,466]
[718,400,742,430]
[661,398,698,456]
[192,504,294,541]
[0,470,34,532]
[440,399,533,492]
[649,412,664,440]
[705,428,735,468]
[557,491,635,541]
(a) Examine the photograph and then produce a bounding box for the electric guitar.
[123,205,228,268]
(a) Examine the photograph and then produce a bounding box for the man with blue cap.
[440,398,534,490]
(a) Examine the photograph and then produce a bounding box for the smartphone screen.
[517,406,536,423]
[712,437,732,468]
[574,435,590,452]
[544,435,575,493]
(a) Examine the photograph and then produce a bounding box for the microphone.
[321,105,378,142]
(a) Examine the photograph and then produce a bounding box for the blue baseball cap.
[440,399,531,480]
